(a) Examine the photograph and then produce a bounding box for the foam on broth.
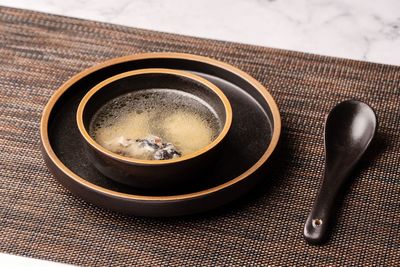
[89,89,222,160]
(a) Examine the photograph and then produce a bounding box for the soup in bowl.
[76,68,232,189]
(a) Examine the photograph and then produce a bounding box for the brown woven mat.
[0,6,399,266]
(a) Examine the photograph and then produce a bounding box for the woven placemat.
[0,6,399,266]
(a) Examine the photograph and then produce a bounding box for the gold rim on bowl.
[76,68,233,165]
[40,52,281,201]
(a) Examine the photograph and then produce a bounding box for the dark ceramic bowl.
[41,52,281,216]
[76,68,232,189]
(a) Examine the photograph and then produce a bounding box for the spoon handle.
[303,167,351,245]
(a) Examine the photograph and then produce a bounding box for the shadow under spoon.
[304,100,377,245]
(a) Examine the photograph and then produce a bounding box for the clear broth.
[89,89,222,160]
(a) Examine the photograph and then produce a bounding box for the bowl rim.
[76,68,233,165]
[40,52,281,201]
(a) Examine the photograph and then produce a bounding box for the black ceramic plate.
[40,53,281,217]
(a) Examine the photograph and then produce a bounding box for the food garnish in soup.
[101,135,181,160]
[89,89,221,160]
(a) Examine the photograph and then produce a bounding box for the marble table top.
[1,0,399,66]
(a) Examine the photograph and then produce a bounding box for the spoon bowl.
[325,100,377,170]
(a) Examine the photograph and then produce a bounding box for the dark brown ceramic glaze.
[304,100,377,244]
[40,53,281,217]
[78,69,232,189]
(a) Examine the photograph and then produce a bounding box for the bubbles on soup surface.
[89,89,222,160]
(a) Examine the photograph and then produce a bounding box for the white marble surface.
[1,0,400,66]
[0,253,71,266]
